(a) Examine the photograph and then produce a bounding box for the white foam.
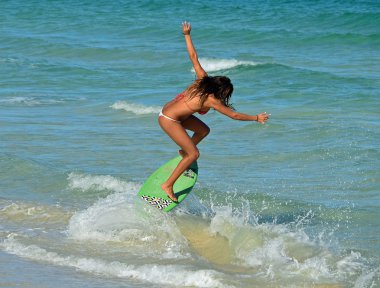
[1,235,227,288]
[110,101,161,115]
[64,175,375,285]
[337,251,366,276]
[209,209,301,270]
[66,175,189,258]
[193,58,258,73]
[67,192,189,258]
[0,201,69,224]
[0,96,64,106]
[206,206,372,283]
[354,267,380,288]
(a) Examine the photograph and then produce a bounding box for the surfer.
[159,21,270,202]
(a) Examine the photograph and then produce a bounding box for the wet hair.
[186,76,234,109]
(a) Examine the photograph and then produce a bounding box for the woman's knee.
[186,147,200,161]
[202,126,210,137]
[197,125,210,138]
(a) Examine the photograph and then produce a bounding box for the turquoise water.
[1,1,379,287]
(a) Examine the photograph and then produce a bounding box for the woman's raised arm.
[182,21,207,79]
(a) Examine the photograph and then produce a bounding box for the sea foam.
[66,173,189,258]
[1,235,228,288]
[193,58,259,73]
[67,172,140,194]
[205,205,372,284]
[66,189,189,259]
[0,96,65,106]
[110,101,161,115]
[0,201,70,224]
[65,173,376,286]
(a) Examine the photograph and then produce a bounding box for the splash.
[66,187,191,259]
[66,173,189,258]
[201,203,376,286]
[1,174,376,287]
[66,176,376,286]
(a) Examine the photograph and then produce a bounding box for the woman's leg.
[158,116,200,202]
[178,115,210,157]
[182,115,210,145]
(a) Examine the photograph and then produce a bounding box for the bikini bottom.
[158,109,181,123]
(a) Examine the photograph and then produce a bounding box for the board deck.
[137,156,198,212]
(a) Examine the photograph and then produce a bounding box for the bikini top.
[174,93,210,115]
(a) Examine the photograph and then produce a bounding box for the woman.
[159,22,270,202]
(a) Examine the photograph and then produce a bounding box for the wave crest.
[67,172,140,194]
[110,101,161,115]
[0,96,65,106]
[193,58,259,73]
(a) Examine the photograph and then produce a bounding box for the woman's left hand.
[182,21,191,35]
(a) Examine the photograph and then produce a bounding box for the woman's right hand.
[182,21,191,35]
[257,112,270,124]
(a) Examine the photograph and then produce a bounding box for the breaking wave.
[110,101,161,115]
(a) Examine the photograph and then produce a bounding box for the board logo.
[141,195,172,210]
[183,168,195,179]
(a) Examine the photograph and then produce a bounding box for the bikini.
[159,93,209,123]
[158,110,181,123]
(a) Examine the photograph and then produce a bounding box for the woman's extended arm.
[182,21,207,79]
[208,96,270,124]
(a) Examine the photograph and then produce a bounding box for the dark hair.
[186,76,234,109]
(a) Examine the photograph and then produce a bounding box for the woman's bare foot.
[161,183,178,202]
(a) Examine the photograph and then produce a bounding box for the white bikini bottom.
[159,109,181,123]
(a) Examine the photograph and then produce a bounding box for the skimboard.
[138,156,198,212]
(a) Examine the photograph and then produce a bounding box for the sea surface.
[1,1,379,287]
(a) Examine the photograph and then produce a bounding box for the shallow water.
[1,0,379,287]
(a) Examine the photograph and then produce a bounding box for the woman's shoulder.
[204,94,219,106]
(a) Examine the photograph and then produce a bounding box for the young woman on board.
[158,22,270,202]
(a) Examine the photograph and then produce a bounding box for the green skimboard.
[138,156,198,212]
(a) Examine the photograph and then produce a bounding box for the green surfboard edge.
[137,156,198,212]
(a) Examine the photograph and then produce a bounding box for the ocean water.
[1,0,379,287]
